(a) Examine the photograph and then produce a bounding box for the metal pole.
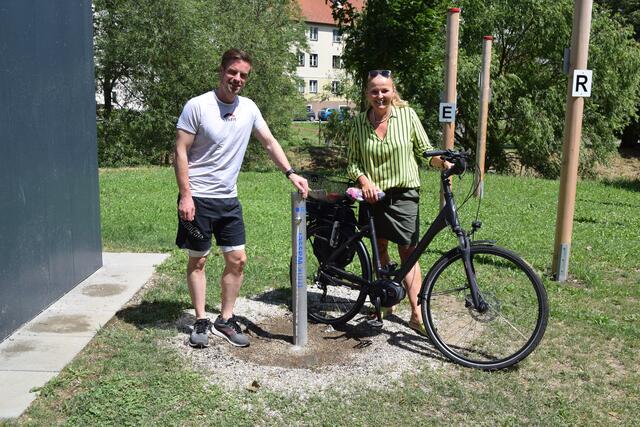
[552,0,593,281]
[475,36,493,198]
[440,7,461,206]
[291,192,307,346]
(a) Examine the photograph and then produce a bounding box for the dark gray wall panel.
[0,0,102,341]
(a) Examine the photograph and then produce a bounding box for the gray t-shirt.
[176,90,267,198]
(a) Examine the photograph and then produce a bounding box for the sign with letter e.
[572,70,592,97]
[439,103,456,123]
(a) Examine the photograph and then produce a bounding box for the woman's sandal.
[408,319,428,337]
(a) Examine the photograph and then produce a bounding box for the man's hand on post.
[289,174,309,199]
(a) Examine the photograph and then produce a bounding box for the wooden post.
[475,36,493,198]
[552,0,593,282]
[440,7,461,206]
[442,7,460,150]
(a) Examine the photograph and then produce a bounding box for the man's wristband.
[284,168,296,178]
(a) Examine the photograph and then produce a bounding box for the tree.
[93,0,308,167]
[595,0,640,151]
[453,0,640,176]
[207,0,308,169]
[332,0,640,177]
[94,0,217,165]
[330,0,448,110]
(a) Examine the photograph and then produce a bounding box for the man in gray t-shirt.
[174,48,308,348]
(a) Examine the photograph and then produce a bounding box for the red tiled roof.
[298,0,365,25]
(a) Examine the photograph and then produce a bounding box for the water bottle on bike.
[346,187,385,202]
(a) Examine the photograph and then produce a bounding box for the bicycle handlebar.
[423,150,470,178]
[423,149,470,161]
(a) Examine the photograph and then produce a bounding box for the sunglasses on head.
[368,69,392,78]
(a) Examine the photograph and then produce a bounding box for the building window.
[297,52,305,67]
[332,55,342,69]
[333,29,342,43]
[309,26,318,41]
[310,54,318,68]
[331,81,340,94]
[310,80,318,93]
[298,80,305,93]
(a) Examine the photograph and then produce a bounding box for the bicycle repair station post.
[291,191,307,347]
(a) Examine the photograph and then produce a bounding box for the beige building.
[296,0,364,115]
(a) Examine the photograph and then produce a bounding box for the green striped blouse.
[346,106,433,191]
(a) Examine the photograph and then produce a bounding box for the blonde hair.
[366,73,408,107]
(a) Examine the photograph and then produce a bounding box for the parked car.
[318,107,339,121]
[294,105,316,121]
[317,108,329,121]
[338,106,351,119]
[306,105,316,121]
[319,106,352,121]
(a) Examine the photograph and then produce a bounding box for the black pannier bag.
[307,198,357,268]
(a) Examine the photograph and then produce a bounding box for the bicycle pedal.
[365,319,384,329]
[379,262,398,275]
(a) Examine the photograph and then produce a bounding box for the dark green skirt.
[361,188,420,246]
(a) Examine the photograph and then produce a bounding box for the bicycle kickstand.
[366,296,384,329]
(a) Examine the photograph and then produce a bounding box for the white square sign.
[439,102,456,123]
[572,69,592,97]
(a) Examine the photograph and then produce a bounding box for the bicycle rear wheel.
[304,224,370,324]
[422,244,548,370]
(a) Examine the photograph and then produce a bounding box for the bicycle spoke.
[424,245,547,370]
[305,224,369,324]
[489,304,529,341]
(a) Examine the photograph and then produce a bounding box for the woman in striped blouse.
[346,70,451,334]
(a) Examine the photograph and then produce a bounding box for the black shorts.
[175,196,246,253]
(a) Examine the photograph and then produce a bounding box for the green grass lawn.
[12,168,640,426]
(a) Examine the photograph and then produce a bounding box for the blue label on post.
[296,230,305,288]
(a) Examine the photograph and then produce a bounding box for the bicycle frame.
[304,152,548,369]
[320,171,485,311]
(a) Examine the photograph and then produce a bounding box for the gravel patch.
[165,292,448,399]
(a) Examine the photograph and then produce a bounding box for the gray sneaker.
[212,315,249,347]
[189,318,210,348]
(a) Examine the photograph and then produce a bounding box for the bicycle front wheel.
[305,224,371,324]
[422,244,548,370]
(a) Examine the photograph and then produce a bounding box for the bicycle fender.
[471,239,497,246]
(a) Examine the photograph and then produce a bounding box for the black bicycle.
[296,150,548,370]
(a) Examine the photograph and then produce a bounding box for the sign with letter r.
[572,70,592,97]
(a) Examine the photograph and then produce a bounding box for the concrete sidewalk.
[0,252,169,420]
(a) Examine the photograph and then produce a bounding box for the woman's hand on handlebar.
[429,155,454,171]
[362,183,383,203]
[358,176,382,203]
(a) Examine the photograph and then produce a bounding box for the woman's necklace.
[370,109,391,126]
